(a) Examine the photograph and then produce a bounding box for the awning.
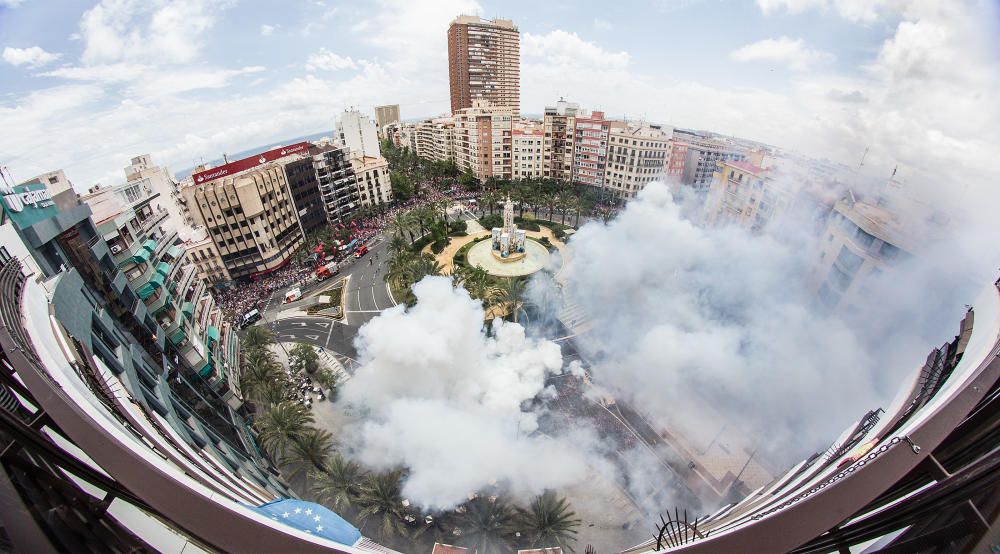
[166,244,183,260]
[206,325,220,344]
[136,271,166,299]
[152,293,173,315]
[197,360,214,378]
[169,328,187,346]
[142,239,157,253]
[247,499,361,546]
[181,302,194,320]
[155,261,170,277]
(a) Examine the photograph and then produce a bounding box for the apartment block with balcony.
[0,205,397,553]
[677,132,747,190]
[350,155,393,207]
[512,125,544,180]
[311,144,362,225]
[448,15,520,115]
[542,99,579,182]
[572,111,613,188]
[84,185,242,409]
[603,122,672,199]
[453,100,514,181]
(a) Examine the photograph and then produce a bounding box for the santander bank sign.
[191,142,310,184]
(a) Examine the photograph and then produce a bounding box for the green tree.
[315,367,341,396]
[459,169,478,190]
[254,401,314,461]
[495,277,527,323]
[517,492,581,552]
[390,170,415,201]
[242,326,276,352]
[356,471,410,543]
[285,426,335,477]
[289,343,320,375]
[457,496,518,554]
[312,454,364,512]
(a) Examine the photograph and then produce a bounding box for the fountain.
[491,196,527,262]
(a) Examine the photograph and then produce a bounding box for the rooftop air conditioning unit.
[111,245,123,254]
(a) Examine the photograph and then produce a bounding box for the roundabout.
[467,237,550,277]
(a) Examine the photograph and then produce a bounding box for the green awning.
[169,328,187,346]
[197,361,214,378]
[206,325,220,344]
[155,261,170,277]
[136,271,165,299]
[118,240,156,267]
[181,302,194,320]
[166,244,183,260]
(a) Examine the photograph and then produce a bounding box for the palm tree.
[412,509,460,546]
[388,233,409,257]
[285,426,335,478]
[242,326,276,352]
[495,277,527,323]
[457,496,518,554]
[517,492,581,552]
[392,211,416,244]
[355,471,410,543]
[254,401,314,461]
[454,265,498,305]
[312,454,364,512]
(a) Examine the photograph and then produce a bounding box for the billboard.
[0,181,58,229]
[190,142,311,185]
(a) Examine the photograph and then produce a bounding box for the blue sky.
[1,0,998,195]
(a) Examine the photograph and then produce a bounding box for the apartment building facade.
[512,126,544,180]
[678,133,747,190]
[542,99,579,182]
[350,155,393,207]
[312,144,363,224]
[338,109,381,160]
[572,111,613,187]
[453,100,514,181]
[374,103,400,128]
[447,15,520,114]
[604,122,672,199]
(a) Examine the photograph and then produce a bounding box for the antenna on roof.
[859,146,869,168]
[222,153,229,164]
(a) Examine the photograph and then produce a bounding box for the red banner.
[191,142,310,184]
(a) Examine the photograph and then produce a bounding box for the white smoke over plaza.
[338,277,591,510]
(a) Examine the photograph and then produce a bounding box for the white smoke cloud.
[339,277,589,509]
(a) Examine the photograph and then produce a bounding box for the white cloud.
[2,46,61,68]
[79,0,232,65]
[305,48,357,72]
[259,24,275,36]
[523,30,630,70]
[730,36,834,71]
[593,18,612,30]
[0,0,26,7]
[756,0,890,23]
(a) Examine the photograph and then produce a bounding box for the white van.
[240,309,261,329]
[283,287,302,304]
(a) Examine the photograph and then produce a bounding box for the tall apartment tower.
[337,109,381,160]
[374,104,401,128]
[447,15,520,115]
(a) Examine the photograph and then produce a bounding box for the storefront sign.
[191,142,310,185]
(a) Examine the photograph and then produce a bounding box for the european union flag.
[248,498,362,546]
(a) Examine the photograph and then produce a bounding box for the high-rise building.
[124,154,194,238]
[0,179,397,554]
[181,144,311,281]
[337,109,381,159]
[603,121,672,199]
[452,100,514,181]
[374,104,401,129]
[543,99,579,182]
[572,111,613,188]
[447,15,520,115]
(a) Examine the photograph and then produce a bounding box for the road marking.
[371,284,379,311]
[314,322,330,328]
[345,310,381,313]
[294,322,308,327]
[305,334,320,341]
[280,334,297,340]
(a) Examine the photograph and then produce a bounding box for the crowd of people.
[214,259,314,322]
